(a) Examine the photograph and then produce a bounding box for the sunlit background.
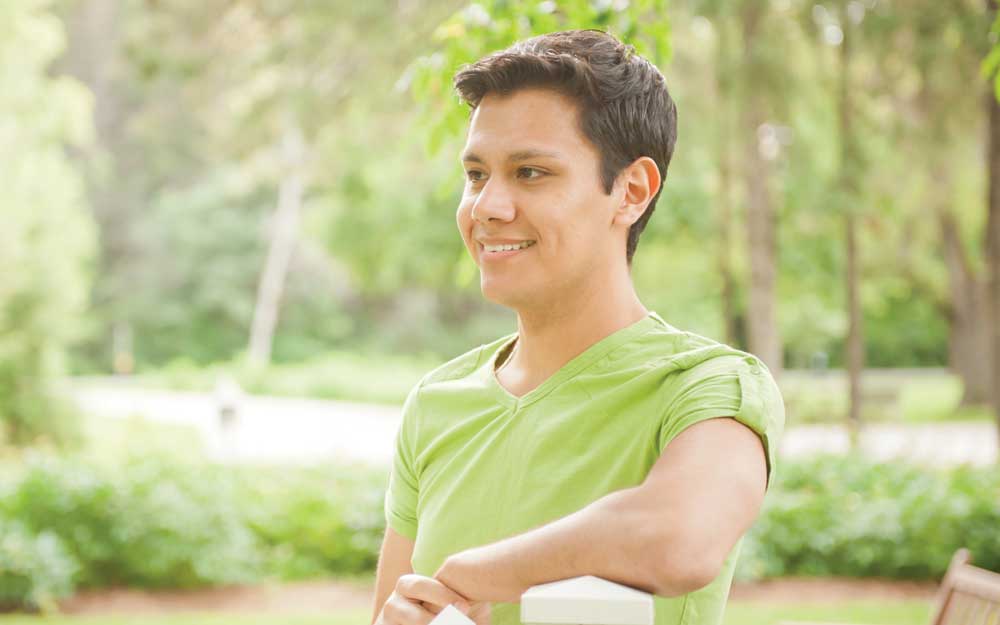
[3,0,1000,623]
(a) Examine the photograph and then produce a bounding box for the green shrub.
[2,454,260,590]
[0,517,77,612]
[738,455,1000,580]
[0,452,387,610]
[243,465,386,580]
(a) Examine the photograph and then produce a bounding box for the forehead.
[462,88,596,160]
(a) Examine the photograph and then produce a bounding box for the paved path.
[70,381,998,467]
[71,382,401,466]
[779,421,997,466]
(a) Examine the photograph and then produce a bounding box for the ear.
[612,156,662,227]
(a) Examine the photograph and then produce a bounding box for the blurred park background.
[3,0,1000,623]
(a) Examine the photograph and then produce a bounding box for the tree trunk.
[840,11,863,442]
[987,47,1000,451]
[716,19,740,348]
[719,146,739,348]
[939,207,994,406]
[912,54,994,407]
[248,119,306,366]
[741,5,782,377]
[845,211,863,437]
[60,0,140,371]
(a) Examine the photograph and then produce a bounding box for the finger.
[383,593,437,625]
[396,574,471,613]
[420,601,443,615]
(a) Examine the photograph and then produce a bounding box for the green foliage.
[44,0,990,378]
[313,119,471,301]
[2,450,999,612]
[0,518,76,613]
[738,455,1000,581]
[409,0,671,153]
[0,453,387,608]
[0,0,95,444]
[2,454,261,590]
[66,0,463,374]
[243,466,387,579]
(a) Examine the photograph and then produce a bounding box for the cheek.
[456,200,476,250]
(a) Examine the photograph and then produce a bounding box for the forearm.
[502,485,676,595]
[436,484,712,602]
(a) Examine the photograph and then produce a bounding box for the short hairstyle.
[453,29,678,263]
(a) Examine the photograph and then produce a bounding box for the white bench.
[430,576,654,625]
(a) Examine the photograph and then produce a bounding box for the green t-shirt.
[384,311,784,625]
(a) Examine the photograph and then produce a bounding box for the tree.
[890,2,993,406]
[57,0,465,368]
[0,0,96,444]
[59,0,131,372]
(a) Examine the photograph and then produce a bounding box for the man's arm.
[371,527,416,624]
[434,417,768,602]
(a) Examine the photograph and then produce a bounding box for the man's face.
[457,88,625,310]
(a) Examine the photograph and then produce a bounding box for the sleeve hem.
[735,365,779,489]
[386,513,418,541]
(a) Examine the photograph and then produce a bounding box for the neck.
[503,264,648,389]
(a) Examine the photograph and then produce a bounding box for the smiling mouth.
[481,241,536,254]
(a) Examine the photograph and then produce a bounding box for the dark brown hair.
[453,29,678,263]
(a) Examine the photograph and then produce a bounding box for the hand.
[375,574,490,625]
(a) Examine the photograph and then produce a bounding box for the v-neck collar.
[483,311,661,409]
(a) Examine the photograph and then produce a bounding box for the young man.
[372,29,783,625]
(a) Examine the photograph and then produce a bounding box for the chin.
[480,275,534,309]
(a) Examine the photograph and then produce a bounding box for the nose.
[470,177,516,224]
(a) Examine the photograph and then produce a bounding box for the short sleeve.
[656,354,785,485]
[384,384,422,540]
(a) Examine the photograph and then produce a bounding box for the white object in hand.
[429,604,476,625]
[521,575,654,625]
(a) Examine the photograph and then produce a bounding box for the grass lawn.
[779,369,990,424]
[0,614,370,625]
[0,601,931,625]
[128,350,437,405]
[724,599,931,625]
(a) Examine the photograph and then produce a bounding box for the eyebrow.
[461,149,563,164]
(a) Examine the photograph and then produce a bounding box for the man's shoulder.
[639,317,770,378]
[416,332,516,390]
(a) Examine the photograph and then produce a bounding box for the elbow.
[651,559,720,597]
[647,537,724,597]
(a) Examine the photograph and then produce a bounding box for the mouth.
[479,240,536,260]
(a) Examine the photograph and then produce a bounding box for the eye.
[465,169,486,183]
[517,167,545,180]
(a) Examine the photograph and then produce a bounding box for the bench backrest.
[931,549,1000,625]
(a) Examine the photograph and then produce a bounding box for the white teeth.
[484,241,534,253]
